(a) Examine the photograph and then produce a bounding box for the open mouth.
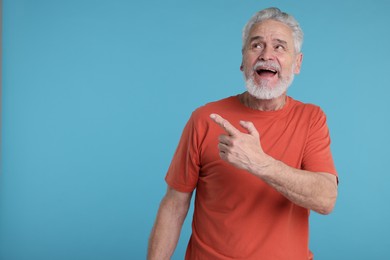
[255,67,278,77]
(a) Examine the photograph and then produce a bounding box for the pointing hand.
[209,113,270,171]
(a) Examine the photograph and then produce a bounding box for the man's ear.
[294,53,303,74]
[240,62,244,71]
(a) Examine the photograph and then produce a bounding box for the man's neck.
[239,92,287,111]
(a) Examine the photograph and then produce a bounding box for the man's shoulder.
[192,95,238,118]
[288,97,327,123]
[289,97,323,114]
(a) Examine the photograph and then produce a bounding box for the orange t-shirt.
[165,95,337,260]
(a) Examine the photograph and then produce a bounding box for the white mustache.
[253,61,280,72]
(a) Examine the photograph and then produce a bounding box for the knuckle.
[222,121,228,129]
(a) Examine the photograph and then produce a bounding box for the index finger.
[210,113,240,136]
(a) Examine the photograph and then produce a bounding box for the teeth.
[256,68,277,73]
[256,67,277,73]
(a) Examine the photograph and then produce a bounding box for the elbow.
[316,203,335,215]
[313,174,338,215]
[315,190,338,215]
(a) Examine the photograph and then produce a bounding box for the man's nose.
[259,46,274,61]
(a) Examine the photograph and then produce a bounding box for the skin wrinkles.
[241,19,303,106]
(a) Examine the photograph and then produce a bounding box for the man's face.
[242,19,303,99]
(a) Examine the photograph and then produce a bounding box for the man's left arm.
[210,113,338,215]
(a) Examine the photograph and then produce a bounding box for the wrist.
[248,154,275,177]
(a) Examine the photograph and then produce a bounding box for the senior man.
[148,7,338,260]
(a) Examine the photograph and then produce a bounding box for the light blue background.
[1,0,390,259]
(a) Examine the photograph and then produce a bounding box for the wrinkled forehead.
[246,19,295,45]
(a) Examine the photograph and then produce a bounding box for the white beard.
[243,61,295,100]
[244,74,294,100]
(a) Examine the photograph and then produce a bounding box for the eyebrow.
[275,39,288,46]
[249,36,264,43]
[249,36,288,46]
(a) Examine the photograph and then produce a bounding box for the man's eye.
[252,43,262,49]
[275,45,285,51]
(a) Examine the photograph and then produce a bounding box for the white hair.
[242,7,304,53]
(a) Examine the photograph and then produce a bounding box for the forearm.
[250,156,338,214]
[148,189,191,260]
[209,114,338,214]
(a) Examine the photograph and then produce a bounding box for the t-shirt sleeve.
[165,114,200,192]
[302,108,337,176]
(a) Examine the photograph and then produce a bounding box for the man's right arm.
[147,186,193,260]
